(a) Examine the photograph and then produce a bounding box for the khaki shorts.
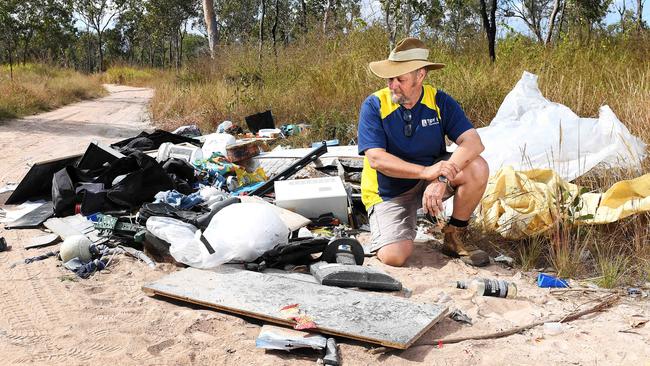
[368,155,455,253]
[368,181,454,252]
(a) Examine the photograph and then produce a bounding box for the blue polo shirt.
[358,85,473,210]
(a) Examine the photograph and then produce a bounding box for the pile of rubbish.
[0,108,369,278]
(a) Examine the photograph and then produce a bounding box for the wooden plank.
[142,267,447,349]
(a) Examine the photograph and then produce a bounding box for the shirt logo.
[421,117,439,127]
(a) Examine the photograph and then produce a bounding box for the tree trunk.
[202,0,218,59]
[169,37,173,69]
[258,0,266,61]
[301,0,307,33]
[8,46,13,81]
[638,0,644,31]
[384,1,397,50]
[619,0,627,33]
[272,0,279,58]
[22,30,34,65]
[179,25,186,68]
[323,0,332,33]
[98,32,104,72]
[556,0,567,43]
[402,2,412,36]
[479,0,497,62]
[545,0,562,45]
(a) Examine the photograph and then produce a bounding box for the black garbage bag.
[111,129,201,153]
[162,158,198,195]
[253,237,330,269]
[52,151,174,216]
[137,202,205,226]
[97,151,174,209]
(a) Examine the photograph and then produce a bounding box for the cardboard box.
[274,177,348,224]
[226,140,260,162]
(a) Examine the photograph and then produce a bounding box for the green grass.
[0,63,106,120]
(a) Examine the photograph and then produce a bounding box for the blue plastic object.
[537,273,569,288]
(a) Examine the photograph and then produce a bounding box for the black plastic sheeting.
[52,151,174,217]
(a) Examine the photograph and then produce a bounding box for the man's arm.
[422,128,485,215]
[447,128,484,172]
[365,148,460,181]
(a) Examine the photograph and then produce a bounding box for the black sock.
[448,216,469,228]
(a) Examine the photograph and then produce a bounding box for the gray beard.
[391,93,408,105]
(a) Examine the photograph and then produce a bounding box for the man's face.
[387,70,421,105]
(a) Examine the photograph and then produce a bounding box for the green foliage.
[518,235,545,271]
[594,254,629,288]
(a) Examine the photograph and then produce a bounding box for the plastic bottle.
[452,278,517,299]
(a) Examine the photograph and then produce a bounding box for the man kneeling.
[357,37,490,267]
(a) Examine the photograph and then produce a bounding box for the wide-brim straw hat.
[369,38,445,79]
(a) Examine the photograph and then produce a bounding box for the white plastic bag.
[146,216,210,267]
[470,71,646,181]
[146,203,290,269]
[201,203,290,266]
[444,71,647,218]
[202,133,235,157]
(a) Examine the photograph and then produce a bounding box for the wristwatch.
[437,175,449,184]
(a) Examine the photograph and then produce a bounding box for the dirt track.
[0,85,649,365]
[0,84,153,186]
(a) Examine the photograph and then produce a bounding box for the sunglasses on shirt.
[402,109,413,137]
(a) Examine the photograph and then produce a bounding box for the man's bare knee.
[466,156,489,185]
[377,240,414,267]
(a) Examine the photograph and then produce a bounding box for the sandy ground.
[0,85,649,366]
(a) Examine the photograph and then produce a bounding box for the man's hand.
[422,180,447,216]
[421,160,460,181]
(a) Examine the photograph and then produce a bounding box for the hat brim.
[368,60,445,79]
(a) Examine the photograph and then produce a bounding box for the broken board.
[142,266,447,349]
[43,214,105,244]
[5,202,54,229]
[25,234,61,250]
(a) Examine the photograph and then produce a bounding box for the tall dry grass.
[108,27,650,285]
[116,29,650,144]
[0,63,106,120]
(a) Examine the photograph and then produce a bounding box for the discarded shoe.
[441,225,490,267]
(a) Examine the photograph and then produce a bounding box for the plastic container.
[537,273,569,288]
[257,128,282,138]
[157,142,203,163]
[453,278,517,299]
